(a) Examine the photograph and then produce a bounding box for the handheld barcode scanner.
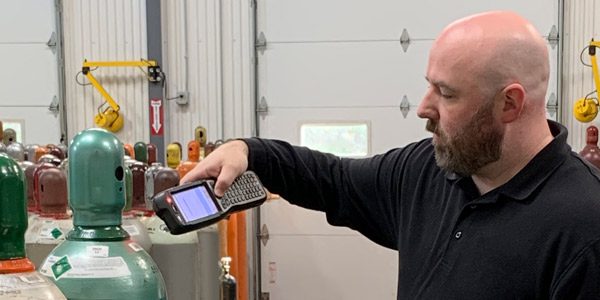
[152,171,267,234]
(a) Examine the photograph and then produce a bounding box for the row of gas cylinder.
[0,127,235,300]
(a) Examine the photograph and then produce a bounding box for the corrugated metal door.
[0,0,61,145]
[256,1,560,299]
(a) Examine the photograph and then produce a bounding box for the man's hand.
[180,140,249,197]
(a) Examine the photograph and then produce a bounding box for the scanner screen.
[172,185,219,222]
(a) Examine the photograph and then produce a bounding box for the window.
[300,122,369,157]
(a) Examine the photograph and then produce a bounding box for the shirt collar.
[446,120,571,201]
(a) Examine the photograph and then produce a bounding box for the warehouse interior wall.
[562,0,600,151]
[62,0,254,158]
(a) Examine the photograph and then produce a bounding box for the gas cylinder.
[7,142,25,162]
[34,147,48,162]
[166,142,182,169]
[134,141,148,164]
[38,154,61,166]
[122,165,153,252]
[177,140,200,179]
[0,153,66,299]
[130,161,150,215]
[580,125,600,169]
[24,144,39,162]
[3,128,16,145]
[219,257,237,300]
[25,167,72,268]
[39,128,167,300]
[49,145,65,160]
[147,143,157,165]
[124,143,135,159]
[204,142,216,157]
[146,167,220,300]
[195,126,207,147]
[144,162,163,210]
[24,163,38,213]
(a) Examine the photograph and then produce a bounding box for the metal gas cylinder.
[147,143,157,165]
[3,128,16,145]
[122,165,152,252]
[580,125,600,169]
[130,161,149,214]
[34,147,48,162]
[134,141,148,164]
[0,153,67,299]
[166,142,182,169]
[146,167,220,299]
[145,162,163,209]
[25,144,40,162]
[124,143,135,159]
[39,128,166,300]
[49,145,65,160]
[38,154,61,166]
[7,142,25,162]
[25,167,72,268]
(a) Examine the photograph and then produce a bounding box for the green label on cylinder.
[51,256,72,280]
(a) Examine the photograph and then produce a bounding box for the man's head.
[417,11,550,176]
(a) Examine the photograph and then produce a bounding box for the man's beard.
[426,100,504,176]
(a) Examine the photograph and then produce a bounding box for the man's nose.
[416,89,438,120]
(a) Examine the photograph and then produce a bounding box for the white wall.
[562,0,600,151]
[63,0,149,144]
[63,0,254,156]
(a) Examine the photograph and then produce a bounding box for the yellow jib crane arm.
[81,59,162,132]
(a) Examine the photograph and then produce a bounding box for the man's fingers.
[213,167,241,197]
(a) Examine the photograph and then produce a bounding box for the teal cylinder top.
[68,128,125,227]
[134,142,148,164]
[0,153,27,260]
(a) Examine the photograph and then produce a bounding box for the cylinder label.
[41,255,132,280]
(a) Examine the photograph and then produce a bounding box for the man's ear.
[499,83,525,123]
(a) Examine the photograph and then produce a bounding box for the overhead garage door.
[0,0,63,145]
[256,1,560,299]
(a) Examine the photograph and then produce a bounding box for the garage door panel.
[0,0,55,42]
[0,107,60,145]
[261,235,398,300]
[261,42,431,108]
[259,107,430,155]
[260,0,557,41]
[1,44,57,106]
[261,199,357,236]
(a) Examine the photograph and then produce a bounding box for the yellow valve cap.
[574,98,599,123]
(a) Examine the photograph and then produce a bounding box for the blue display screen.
[172,185,219,222]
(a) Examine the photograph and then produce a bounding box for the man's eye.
[441,94,454,99]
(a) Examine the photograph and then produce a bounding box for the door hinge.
[47,32,57,54]
[547,25,559,49]
[400,95,410,118]
[257,96,269,117]
[256,32,267,54]
[259,223,269,246]
[399,29,411,53]
[49,95,59,112]
[546,92,558,121]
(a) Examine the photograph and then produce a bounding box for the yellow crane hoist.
[81,59,162,132]
[574,39,600,123]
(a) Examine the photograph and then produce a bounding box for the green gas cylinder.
[134,141,148,164]
[39,128,167,300]
[0,153,66,299]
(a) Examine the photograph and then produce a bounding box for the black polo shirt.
[245,120,600,299]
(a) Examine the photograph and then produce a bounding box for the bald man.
[183,11,600,298]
